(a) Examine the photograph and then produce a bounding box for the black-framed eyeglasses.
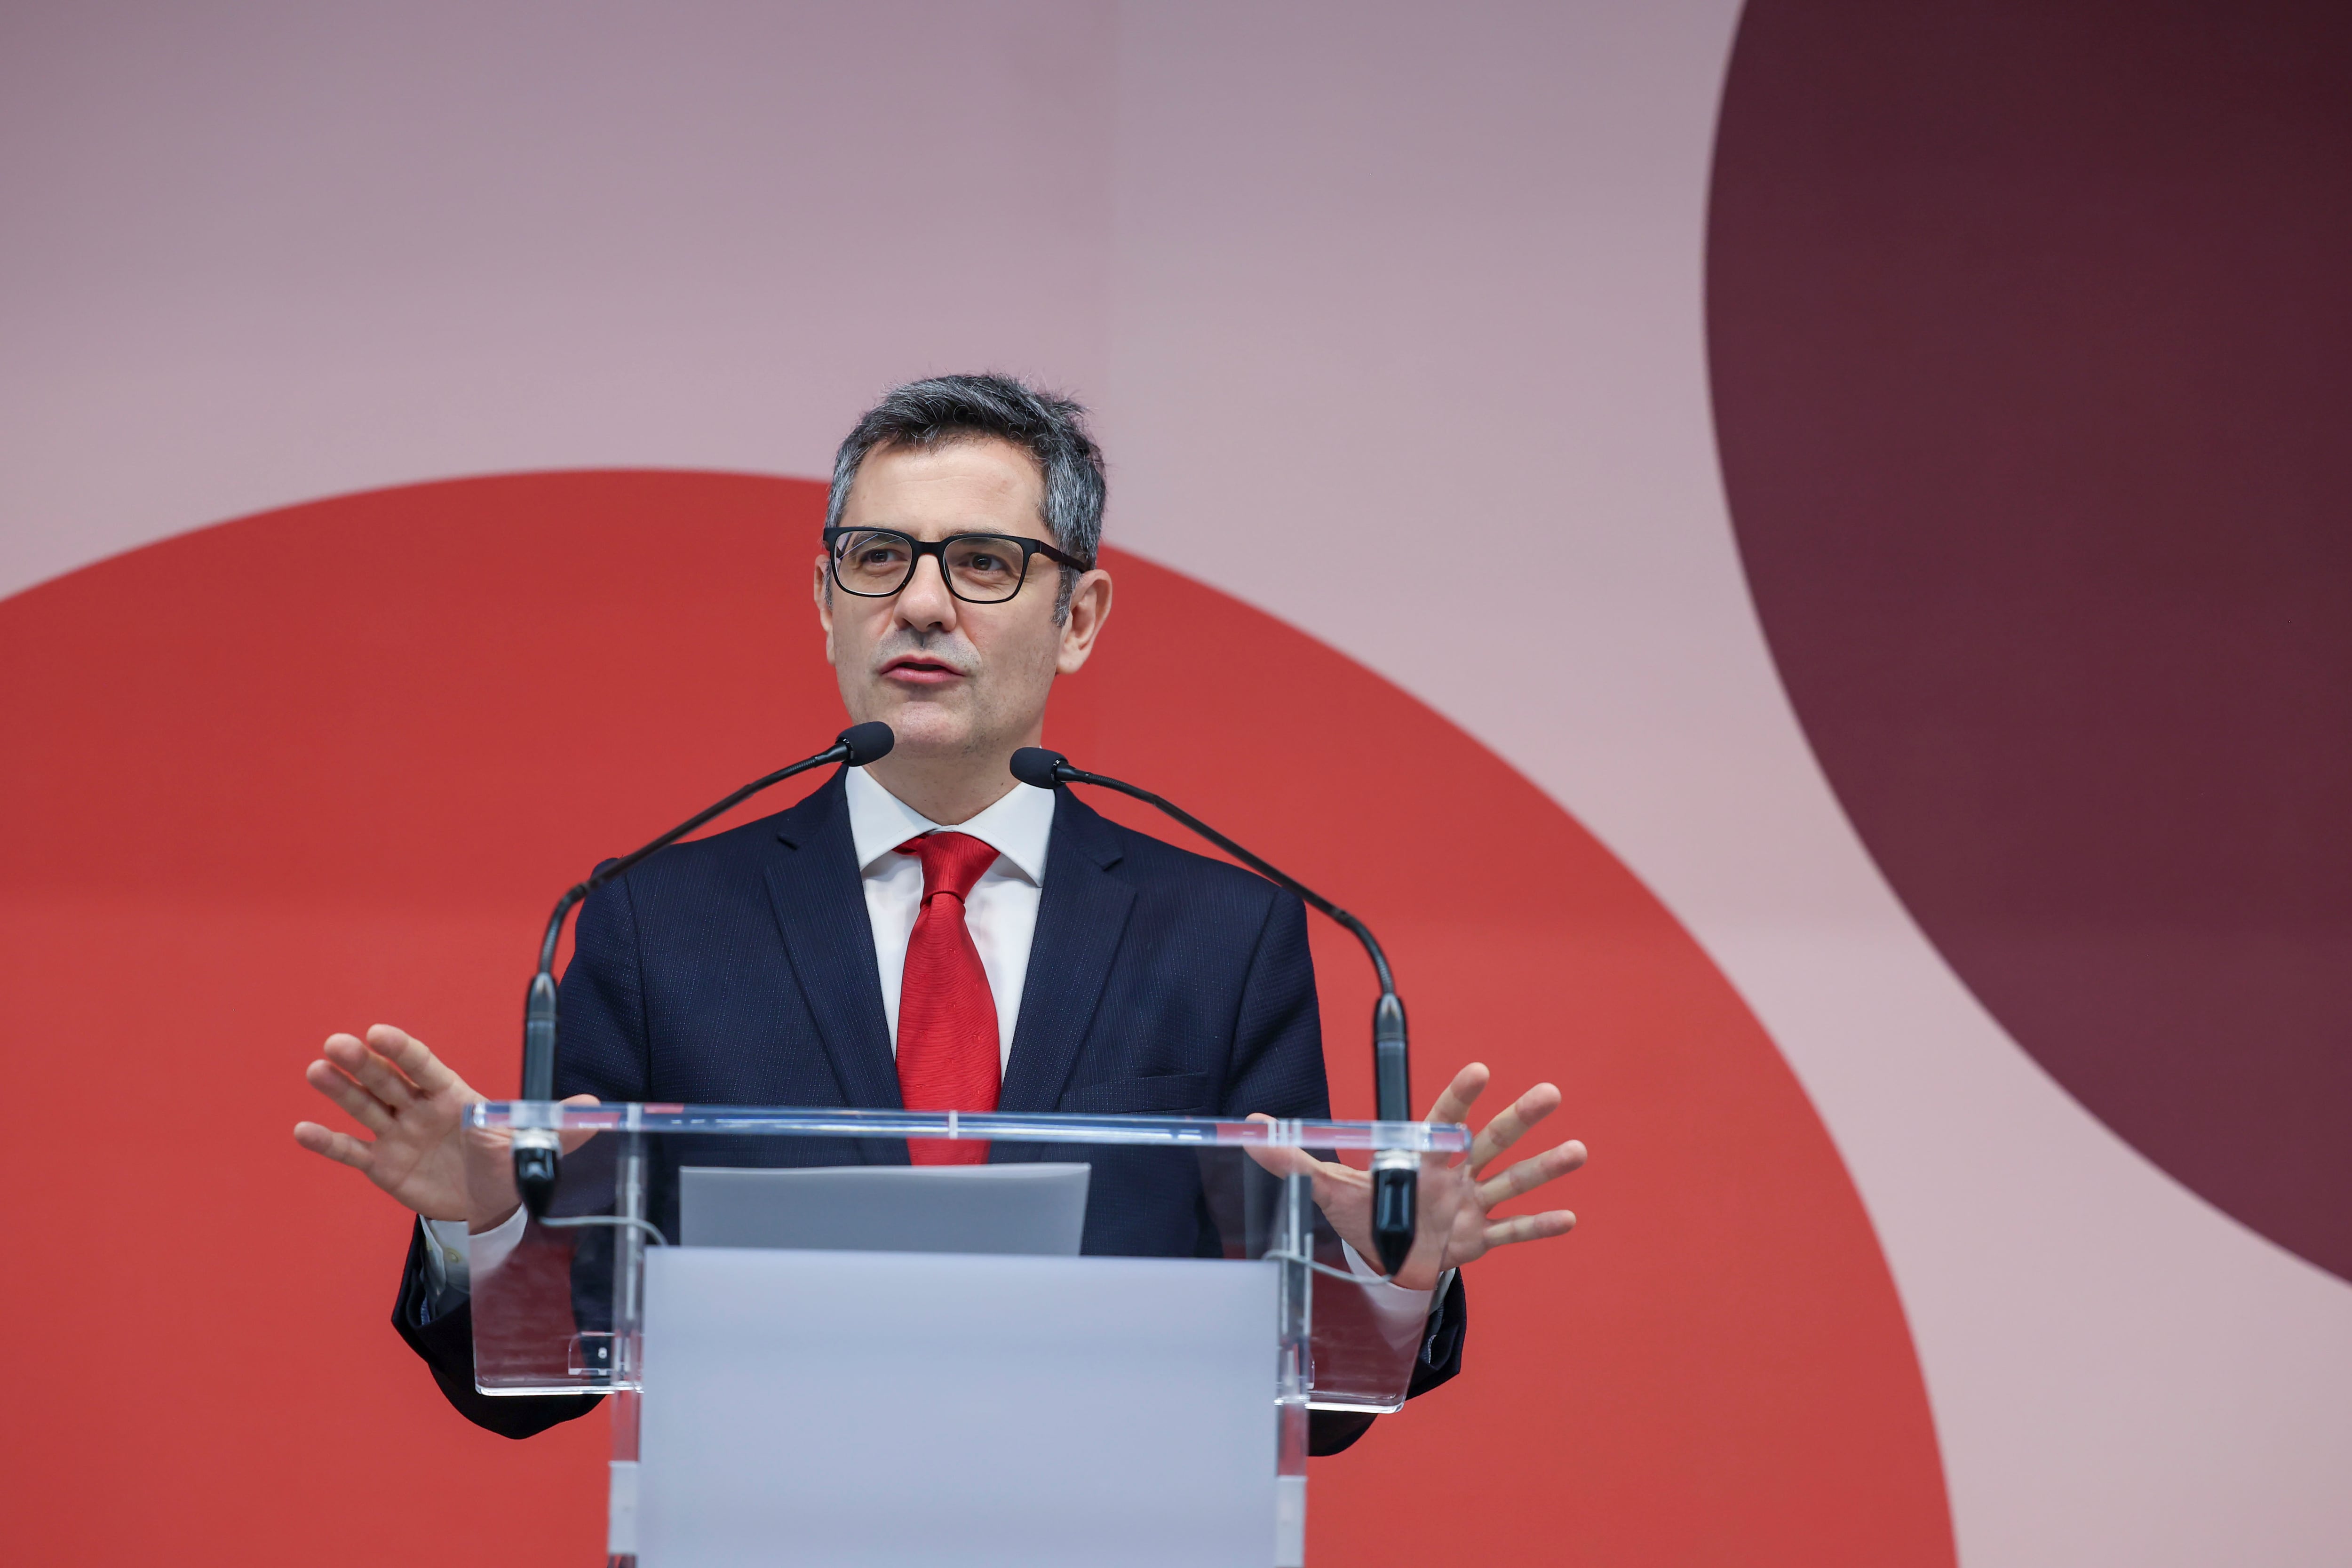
[823,526,1089,605]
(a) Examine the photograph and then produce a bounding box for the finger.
[331,1030,422,1109]
[370,1025,462,1100]
[293,1120,376,1172]
[557,1093,604,1155]
[322,1033,413,1108]
[1484,1210,1576,1248]
[1423,1062,1491,1127]
[1475,1138,1588,1210]
[1239,1112,1319,1179]
[1470,1082,1562,1174]
[305,1058,396,1133]
[316,1031,372,1077]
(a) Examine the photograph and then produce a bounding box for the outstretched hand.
[292,1024,595,1230]
[1248,1062,1585,1292]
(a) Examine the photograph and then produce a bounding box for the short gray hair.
[826,374,1105,616]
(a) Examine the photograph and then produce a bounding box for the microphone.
[1008,746,1420,1276]
[512,721,896,1217]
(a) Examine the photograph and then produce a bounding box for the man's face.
[816,437,1110,769]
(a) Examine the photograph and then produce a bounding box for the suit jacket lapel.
[758,770,906,1127]
[997,788,1135,1116]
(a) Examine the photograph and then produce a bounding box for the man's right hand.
[293,1024,590,1232]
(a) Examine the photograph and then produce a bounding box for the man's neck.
[861,753,1021,826]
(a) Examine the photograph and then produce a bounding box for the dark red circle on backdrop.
[0,472,1950,1564]
[1710,0,2352,1280]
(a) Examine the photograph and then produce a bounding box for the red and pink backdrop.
[2,3,2346,1564]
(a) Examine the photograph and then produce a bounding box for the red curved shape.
[0,471,1951,1564]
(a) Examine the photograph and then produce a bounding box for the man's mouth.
[880,654,968,686]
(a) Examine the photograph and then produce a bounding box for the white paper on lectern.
[638,1247,1279,1568]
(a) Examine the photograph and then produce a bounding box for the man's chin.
[859,698,977,759]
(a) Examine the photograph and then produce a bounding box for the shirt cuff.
[417,1206,529,1302]
[1337,1239,1446,1348]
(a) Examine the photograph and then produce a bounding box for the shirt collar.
[843,763,1055,885]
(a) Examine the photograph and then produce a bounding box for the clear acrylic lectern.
[464,1104,1471,1568]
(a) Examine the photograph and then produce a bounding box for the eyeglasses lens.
[831,532,1030,602]
[833,532,913,595]
[942,537,1026,602]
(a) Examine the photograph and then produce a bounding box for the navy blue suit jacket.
[394,769,1463,1451]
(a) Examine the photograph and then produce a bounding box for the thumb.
[556,1093,603,1155]
[1241,1112,1317,1179]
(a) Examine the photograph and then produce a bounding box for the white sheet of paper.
[637,1246,1279,1567]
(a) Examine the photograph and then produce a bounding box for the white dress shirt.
[843,763,1054,1068]
[422,768,1056,1297]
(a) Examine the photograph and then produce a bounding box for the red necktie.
[894,831,1002,1165]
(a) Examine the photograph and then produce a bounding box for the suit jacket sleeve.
[390,873,649,1433]
[1230,892,1470,1456]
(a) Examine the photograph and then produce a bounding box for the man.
[294,374,1585,1454]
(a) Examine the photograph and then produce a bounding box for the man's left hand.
[1249,1062,1585,1292]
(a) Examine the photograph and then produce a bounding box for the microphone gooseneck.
[513,722,895,1217]
[1008,745,1421,1276]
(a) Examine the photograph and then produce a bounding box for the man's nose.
[894,550,959,630]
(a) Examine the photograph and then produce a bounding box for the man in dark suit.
[294,374,1585,1455]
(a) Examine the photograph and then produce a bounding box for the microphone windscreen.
[1009,747,1066,788]
[838,722,895,766]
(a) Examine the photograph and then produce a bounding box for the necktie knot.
[897,831,1000,906]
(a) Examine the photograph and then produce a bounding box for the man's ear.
[1056,568,1114,675]
[813,555,838,666]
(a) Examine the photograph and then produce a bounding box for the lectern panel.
[637,1249,1277,1567]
